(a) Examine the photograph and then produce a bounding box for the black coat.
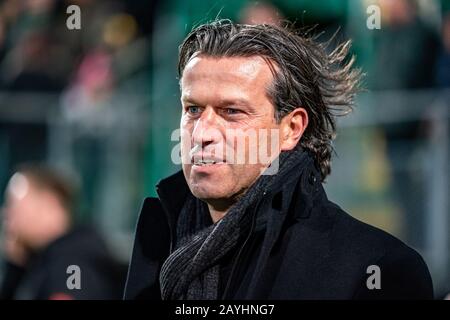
[1,226,127,300]
[124,160,433,300]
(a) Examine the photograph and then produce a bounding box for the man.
[0,165,126,299]
[124,20,433,300]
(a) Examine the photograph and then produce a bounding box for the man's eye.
[187,106,200,114]
[225,108,241,115]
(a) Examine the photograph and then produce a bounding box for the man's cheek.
[180,134,193,164]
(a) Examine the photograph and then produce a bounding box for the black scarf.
[159,147,311,300]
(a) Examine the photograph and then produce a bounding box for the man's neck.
[205,189,250,223]
[206,199,236,223]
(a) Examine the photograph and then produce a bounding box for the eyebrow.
[218,98,253,110]
[181,96,252,109]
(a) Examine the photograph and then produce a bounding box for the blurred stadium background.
[0,0,448,298]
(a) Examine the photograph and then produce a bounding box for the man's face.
[2,173,64,248]
[180,55,282,208]
[2,174,44,246]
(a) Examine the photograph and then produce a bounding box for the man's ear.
[280,107,308,151]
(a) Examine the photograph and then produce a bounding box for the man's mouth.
[192,158,226,166]
[191,151,226,166]
[189,145,226,166]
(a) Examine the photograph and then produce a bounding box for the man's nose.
[191,108,222,148]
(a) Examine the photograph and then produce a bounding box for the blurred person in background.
[435,12,450,87]
[368,0,441,250]
[239,1,284,26]
[0,0,71,197]
[0,0,155,218]
[0,0,69,92]
[371,0,440,90]
[0,164,126,299]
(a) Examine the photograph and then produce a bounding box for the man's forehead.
[181,54,275,84]
[6,173,30,201]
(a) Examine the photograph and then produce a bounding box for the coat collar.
[155,150,325,232]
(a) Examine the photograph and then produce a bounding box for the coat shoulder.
[319,201,434,299]
[124,197,170,300]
